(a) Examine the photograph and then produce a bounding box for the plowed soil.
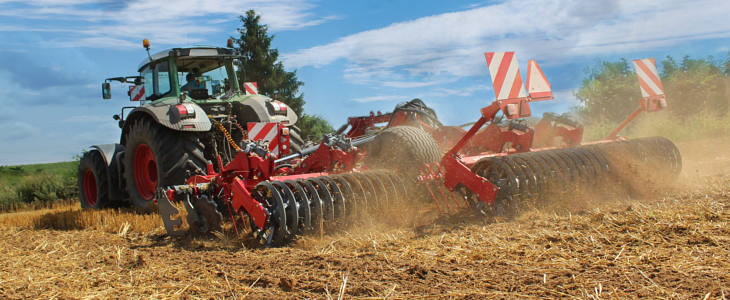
[1,139,729,299]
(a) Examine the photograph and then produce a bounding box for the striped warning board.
[525,59,553,101]
[244,82,258,95]
[247,122,289,156]
[484,52,527,101]
[128,85,145,101]
[633,58,664,98]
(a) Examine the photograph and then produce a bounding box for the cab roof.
[137,47,235,72]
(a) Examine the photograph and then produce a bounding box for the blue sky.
[1,0,729,165]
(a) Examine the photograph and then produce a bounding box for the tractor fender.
[124,102,212,134]
[237,95,298,125]
[88,143,128,204]
[89,144,120,166]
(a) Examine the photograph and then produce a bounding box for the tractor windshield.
[177,59,232,100]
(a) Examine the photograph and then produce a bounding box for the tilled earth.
[1,140,729,299]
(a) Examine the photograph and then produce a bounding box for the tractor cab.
[137,47,241,101]
[101,46,242,102]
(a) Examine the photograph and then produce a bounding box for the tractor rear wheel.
[364,126,441,178]
[78,150,110,209]
[123,118,207,212]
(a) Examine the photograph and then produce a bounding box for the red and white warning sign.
[484,52,527,101]
[633,58,665,98]
[633,58,667,111]
[525,59,553,101]
[128,85,145,101]
[247,122,290,156]
[244,82,258,95]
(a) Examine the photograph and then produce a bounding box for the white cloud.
[553,89,580,105]
[347,84,492,103]
[427,84,491,98]
[283,0,730,86]
[350,95,408,103]
[381,80,441,88]
[0,0,332,48]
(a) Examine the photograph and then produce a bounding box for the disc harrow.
[419,53,682,219]
[249,169,411,246]
[160,168,410,247]
[469,136,682,215]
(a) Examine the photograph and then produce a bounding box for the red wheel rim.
[133,143,158,200]
[82,169,97,207]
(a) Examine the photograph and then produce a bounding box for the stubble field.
[0,138,728,299]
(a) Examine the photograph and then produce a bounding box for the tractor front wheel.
[123,118,207,212]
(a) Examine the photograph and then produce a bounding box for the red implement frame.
[344,111,391,138]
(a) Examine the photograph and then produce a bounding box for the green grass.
[0,161,79,211]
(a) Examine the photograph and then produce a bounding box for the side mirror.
[102,82,111,99]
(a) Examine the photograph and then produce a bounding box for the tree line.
[231,10,332,141]
[575,54,730,125]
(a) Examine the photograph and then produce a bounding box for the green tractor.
[78,40,304,211]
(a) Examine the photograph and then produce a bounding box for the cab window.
[179,65,229,99]
[140,61,171,100]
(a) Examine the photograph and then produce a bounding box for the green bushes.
[14,173,77,202]
[575,54,730,142]
[0,161,79,211]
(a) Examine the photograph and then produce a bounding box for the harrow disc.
[470,136,682,216]
[244,170,410,246]
[296,179,324,233]
[188,194,223,235]
[309,178,336,223]
[271,181,300,241]
[320,176,347,220]
[284,180,311,230]
[251,182,288,246]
